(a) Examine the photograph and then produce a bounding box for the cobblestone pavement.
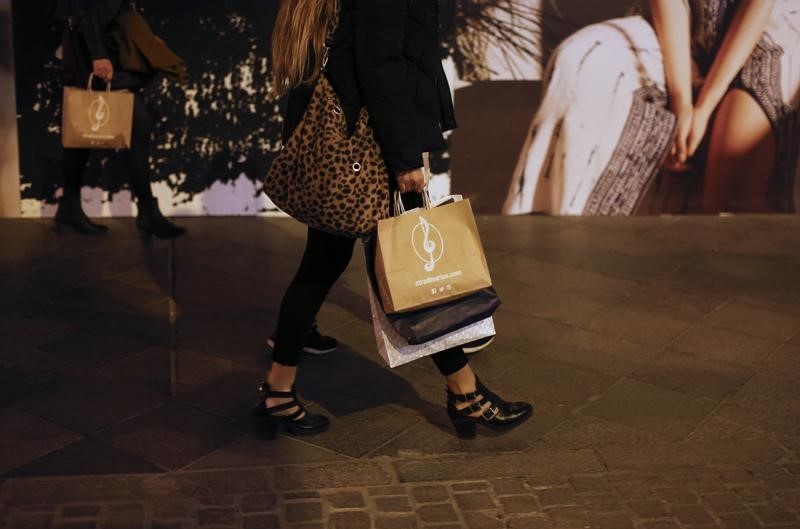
[3,457,800,528]
[2,216,800,528]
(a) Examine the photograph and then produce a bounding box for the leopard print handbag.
[264,73,391,238]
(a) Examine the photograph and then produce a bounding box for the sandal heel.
[253,414,281,440]
[451,417,477,439]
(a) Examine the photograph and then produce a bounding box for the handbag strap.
[321,46,331,73]
[321,5,340,73]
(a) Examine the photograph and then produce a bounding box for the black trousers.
[62,92,155,202]
[272,227,470,376]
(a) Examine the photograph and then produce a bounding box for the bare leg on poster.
[703,88,777,213]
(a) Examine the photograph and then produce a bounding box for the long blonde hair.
[271,0,340,97]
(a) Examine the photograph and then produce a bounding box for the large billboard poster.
[10,0,800,217]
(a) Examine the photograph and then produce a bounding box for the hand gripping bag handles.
[374,191,493,314]
[62,74,134,150]
[263,43,391,238]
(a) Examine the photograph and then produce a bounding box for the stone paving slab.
[394,450,605,483]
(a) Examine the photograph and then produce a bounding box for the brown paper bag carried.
[375,192,492,314]
[62,75,134,150]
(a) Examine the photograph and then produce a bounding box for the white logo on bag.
[88,95,110,132]
[412,216,444,272]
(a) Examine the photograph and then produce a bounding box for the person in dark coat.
[254,0,533,440]
[55,0,186,238]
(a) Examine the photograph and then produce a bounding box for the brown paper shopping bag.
[62,75,134,150]
[375,192,492,314]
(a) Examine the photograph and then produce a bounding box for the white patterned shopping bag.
[367,280,496,368]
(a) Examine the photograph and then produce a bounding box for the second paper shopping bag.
[375,195,492,314]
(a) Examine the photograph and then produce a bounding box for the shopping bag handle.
[394,189,432,217]
[86,73,112,93]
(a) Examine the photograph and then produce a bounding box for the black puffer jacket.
[283,0,457,178]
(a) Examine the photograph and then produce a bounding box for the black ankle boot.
[252,383,330,439]
[446,377,533,439]
[135,197,186,239]
[54,196,109,235]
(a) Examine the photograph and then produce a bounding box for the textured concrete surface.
[1,215,800,528]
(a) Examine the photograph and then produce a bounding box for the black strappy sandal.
[252,383,330,439]
[446,377,533,439]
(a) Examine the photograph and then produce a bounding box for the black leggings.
[62,92,155,201]
[272,227,470,376]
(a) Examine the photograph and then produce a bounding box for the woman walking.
[55,0,186,238]
[503,0,799,215]
[254,0,533,439]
